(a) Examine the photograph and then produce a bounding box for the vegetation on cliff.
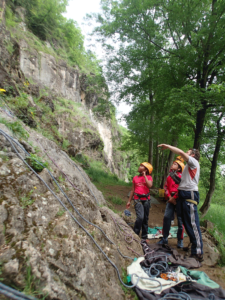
[6,0,99,72]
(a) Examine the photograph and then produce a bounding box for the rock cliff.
[0,0,128,181]
[0,117,141,299]
[0,1,138,299]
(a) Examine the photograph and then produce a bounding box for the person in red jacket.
[158,156,185,247]
[126,162,153,240]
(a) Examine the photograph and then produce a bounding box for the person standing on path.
[157,144,204,262]
[126,162,153,240]
[158,156,185,248]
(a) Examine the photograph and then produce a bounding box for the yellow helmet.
[141,162,153,174]
[174,156,185,172]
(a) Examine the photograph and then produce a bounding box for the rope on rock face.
[0,129,136,288]
[36,139,82,193]
[1,130,133,261]
[0,99,132,257]
[0,103,134,259]
[0,282,37,300]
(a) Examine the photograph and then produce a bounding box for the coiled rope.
[158,292,192,300]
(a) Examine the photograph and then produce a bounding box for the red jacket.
[164,171,182,200]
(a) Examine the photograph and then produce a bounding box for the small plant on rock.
[56,209,65,217]
[26,154,49,172]
[20,190,35,209]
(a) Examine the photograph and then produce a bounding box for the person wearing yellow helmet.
[126,162,153,240]
[158,157,185,248]
[158,144,203,262]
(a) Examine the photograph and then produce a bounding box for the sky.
[65,0,131,127]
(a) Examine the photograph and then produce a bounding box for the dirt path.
[102,184,225,289]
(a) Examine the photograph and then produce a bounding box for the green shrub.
[0,117,29,139]
[26,154,48,172]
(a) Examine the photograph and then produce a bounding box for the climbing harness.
[0,282,37,300]
[134,192,150,201]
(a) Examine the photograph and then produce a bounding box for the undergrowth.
[0,117,29,139]
[107,196,124,205]
[199,200,225,265]
[22,264,48,299]
[83,159,130,186]
[120,268,138,300]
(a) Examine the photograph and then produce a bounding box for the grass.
[107,196,124,205]
[22,265,48,299]
[120,268,138,300]
[0,117,29,139]
[84,160,131,186]
[56,209,65,217]
[198,188,225,265]
[20,190,35,209]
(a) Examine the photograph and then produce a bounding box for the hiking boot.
[183,243,191,251]
[177,240,183,248]
[189,254,204,262]
[157,238,168,245]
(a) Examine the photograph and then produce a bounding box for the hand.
[142,170,146,176]
[158,144,169,150]
[126,202,131,209]
[168,196,177,205]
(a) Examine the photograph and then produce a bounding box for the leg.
[141,200,151,239]
[176,199,184,241]
[182,201,203,255]
[133,201,144,236]
[162,202,175,239]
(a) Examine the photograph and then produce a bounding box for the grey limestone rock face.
[20,40,81,103]
[0,120,142,300]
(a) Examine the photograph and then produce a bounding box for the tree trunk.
[159,151,165,188]
[148,92,154,164]
[161,139,178,187]
[200,116,224,216]
[194,107,207,149]
[155,138,159,186]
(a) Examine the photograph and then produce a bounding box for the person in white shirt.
[157,144,203,262]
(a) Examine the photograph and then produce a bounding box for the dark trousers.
[163,200,184,240]
[178,190,203,255]
[133,200,150,239]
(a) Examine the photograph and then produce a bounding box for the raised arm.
[157,144,189,162]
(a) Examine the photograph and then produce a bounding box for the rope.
[0,101,134,259]
[0,129,135,288]
[2,130,133,261]
[158,292,192,300]
[36,139,82,193]
[0,282,37,300]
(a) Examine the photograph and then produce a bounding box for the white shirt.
[178,156,200,191]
